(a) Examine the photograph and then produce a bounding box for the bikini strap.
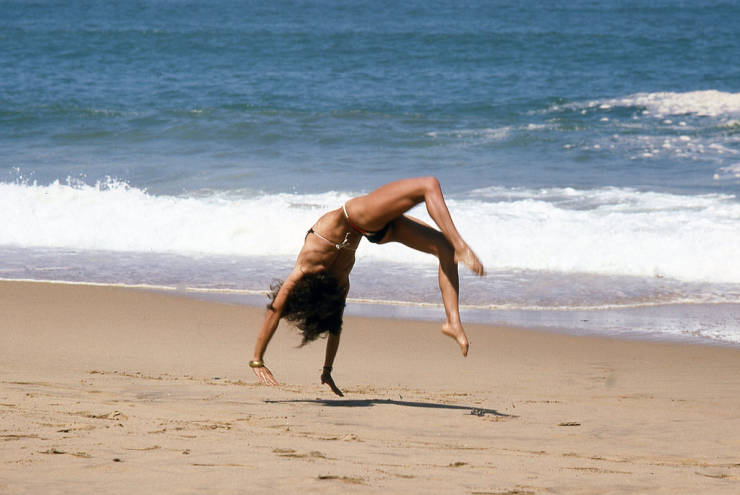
[308,227,355,251]
[343,202,371,235]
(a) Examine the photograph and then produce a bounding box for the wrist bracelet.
[249,360,265,368]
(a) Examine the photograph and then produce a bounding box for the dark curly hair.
[268,272,346,346]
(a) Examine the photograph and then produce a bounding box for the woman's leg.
[346,177,484,275]
[379,215,470,356]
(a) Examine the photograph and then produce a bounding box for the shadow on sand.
[264,398,512,417]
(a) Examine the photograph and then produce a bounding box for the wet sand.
[1,280,739,494]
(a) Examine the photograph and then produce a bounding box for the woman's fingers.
[328,379,344,397]
[321,372,344,397]
[252,366,279,386]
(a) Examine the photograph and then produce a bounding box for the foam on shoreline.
[3,180,739,283]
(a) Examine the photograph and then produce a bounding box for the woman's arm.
[250,306,281,385]
[252,307,281,363]
[251,267,302,385]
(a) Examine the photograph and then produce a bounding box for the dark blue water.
[3,0,738,194]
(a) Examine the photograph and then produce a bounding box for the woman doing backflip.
[250,177,485,396]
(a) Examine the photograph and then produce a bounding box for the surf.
[3,178,739,284]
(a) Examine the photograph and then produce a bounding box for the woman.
[250,177,484,396]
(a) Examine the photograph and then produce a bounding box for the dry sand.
[1,280,739,494]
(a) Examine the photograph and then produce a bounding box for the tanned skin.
[251,177,485,396]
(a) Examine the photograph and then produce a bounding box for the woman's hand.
[252,365,278,386]
[321,368,344,397]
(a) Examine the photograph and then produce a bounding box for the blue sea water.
[2,0,739,344]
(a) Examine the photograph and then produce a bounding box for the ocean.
[2,0,739,344]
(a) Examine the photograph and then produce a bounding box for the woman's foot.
[454,245,485,276]
[442,322,469,357]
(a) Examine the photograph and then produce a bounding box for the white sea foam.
[427,126,512,142]
[2,178,345,258]
[3,180,740,284]
[714,163,740,180]
[460,186,740,282]
[578,90,740,118]
[425,123,557,144]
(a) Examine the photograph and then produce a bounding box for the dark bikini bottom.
[342,203,390,243]
[362,223,390,243]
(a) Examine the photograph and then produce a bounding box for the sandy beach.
[1,280,739,494]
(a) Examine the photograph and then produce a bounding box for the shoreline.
[3,276,739,348]
[2,279,739,493]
